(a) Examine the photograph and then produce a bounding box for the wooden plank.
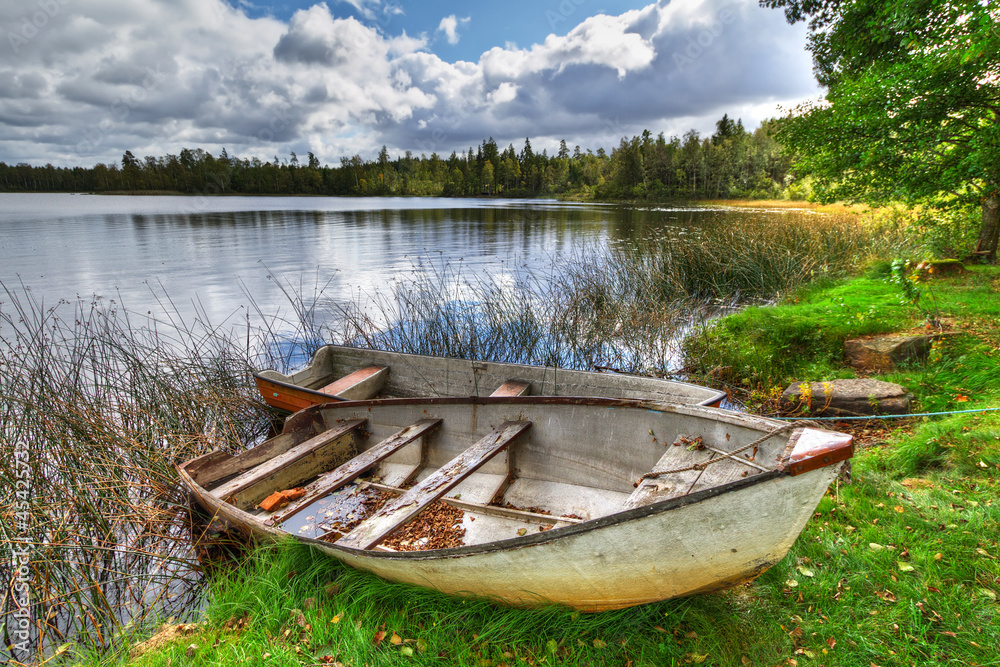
[182,449,234,486]
[267,418,442,526]
[490,380,531,397]
[686,452,760,496]
[203,426,321,489]
[703,445,770,472]
[319,365,388,399]
[622,446,713,510]
[364,481,583,526]
[212,419,366,507]
[336,421,532,550]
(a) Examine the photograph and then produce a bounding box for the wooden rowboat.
[253,344,726,413]
[179,396,852,611]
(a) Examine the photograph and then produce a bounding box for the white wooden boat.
[179,397,851,611]
[253,344,725,413]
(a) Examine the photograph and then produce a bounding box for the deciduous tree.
[763,0,1000,259]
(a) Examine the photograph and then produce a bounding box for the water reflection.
[1,195,724,333]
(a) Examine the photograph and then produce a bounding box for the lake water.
[0,193,719,336]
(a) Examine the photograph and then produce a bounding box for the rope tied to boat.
[635,420,818,485]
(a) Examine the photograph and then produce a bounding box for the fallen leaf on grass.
[785,579,799,588]
[400,646,414,657]
[796,566,815,577]
[875,589,897,603]
[686,653,709,664]
[869,543,885,551]
[592,639,607,648]
[390,633,403,646]
[978,588,997,600]
[373,631,386,645]
[898,561,915,572]
[330,614,342,624]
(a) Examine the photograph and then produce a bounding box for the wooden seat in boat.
[212,419,366,509]
[336,421,532,550]
[623,434,768,509]
[318,365,388,399]
[490,380,532,397]
[266,418,442,526]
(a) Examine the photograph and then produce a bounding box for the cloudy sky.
[0,0,821,167]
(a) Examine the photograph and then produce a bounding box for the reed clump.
[316,208,914,378]
[602,208,915,302]
[315,261,705,377]
[0,286,276,664]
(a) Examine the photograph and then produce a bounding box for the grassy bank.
[78,257,1000,666]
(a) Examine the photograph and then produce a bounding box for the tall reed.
[0,286,275,664]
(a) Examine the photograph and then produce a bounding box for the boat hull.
[180,397,849,611]
[184,462,838,611]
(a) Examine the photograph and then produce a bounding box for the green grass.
[683,265,1000,402]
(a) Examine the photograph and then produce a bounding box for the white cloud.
[0,0,819,166]
[436,14,470,45]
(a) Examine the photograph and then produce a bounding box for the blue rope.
[771,406,1000,421]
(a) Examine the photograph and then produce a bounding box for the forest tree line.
[0,115,803,200]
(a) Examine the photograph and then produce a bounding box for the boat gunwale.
[181,395,850,561]
[254,345,728,407]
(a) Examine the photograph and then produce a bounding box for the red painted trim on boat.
[784,428,854,476]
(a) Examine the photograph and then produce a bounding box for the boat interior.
[184,400,787,553]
